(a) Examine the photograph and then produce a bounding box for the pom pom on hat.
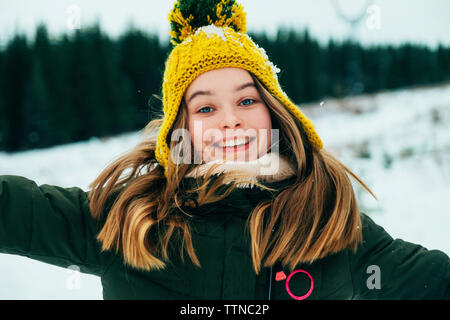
[168,0,247,45]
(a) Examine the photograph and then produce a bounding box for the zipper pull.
[275,271,287,281]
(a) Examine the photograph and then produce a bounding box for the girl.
[0,0,449,300]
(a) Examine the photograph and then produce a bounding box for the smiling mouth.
[213,136,256,150]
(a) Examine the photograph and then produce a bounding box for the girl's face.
[184,67,272,163]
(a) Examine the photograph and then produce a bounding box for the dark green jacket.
[1,175,449,299]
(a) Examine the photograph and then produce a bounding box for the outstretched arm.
[0,175,113,276]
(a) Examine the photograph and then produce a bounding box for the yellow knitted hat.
[155,0,323,177]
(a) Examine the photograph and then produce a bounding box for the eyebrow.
[186,82,256,104]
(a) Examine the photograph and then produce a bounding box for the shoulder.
[348,212,450,299]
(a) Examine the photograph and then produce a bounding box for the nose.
[219,109,242,129]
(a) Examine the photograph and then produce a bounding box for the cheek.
[188,120,202,150]
[249,107,272,130]
[188,118,215,151]
[250,108,272,149]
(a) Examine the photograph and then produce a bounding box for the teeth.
[218,137,250,148]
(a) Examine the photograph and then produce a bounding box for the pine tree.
[0,34,32,151]
[29,23,57,148]
[118,28,165,127]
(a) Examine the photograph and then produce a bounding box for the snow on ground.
[1,83,449,299]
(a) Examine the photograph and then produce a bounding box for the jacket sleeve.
[0,175,113,277]
[349,213,450,300]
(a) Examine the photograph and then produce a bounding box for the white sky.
[0,0,449,48]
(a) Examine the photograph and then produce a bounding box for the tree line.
[1,23,449,152]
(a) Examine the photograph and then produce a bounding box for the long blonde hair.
[87,72,376,274]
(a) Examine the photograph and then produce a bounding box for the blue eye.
[198,106,213,113]
[241,99,255,106]
[197,99,255,113]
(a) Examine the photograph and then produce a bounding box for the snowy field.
[1,82,449,299]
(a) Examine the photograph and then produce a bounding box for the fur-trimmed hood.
[184,152,296,188]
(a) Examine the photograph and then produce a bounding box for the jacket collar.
[184,152,296,188]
